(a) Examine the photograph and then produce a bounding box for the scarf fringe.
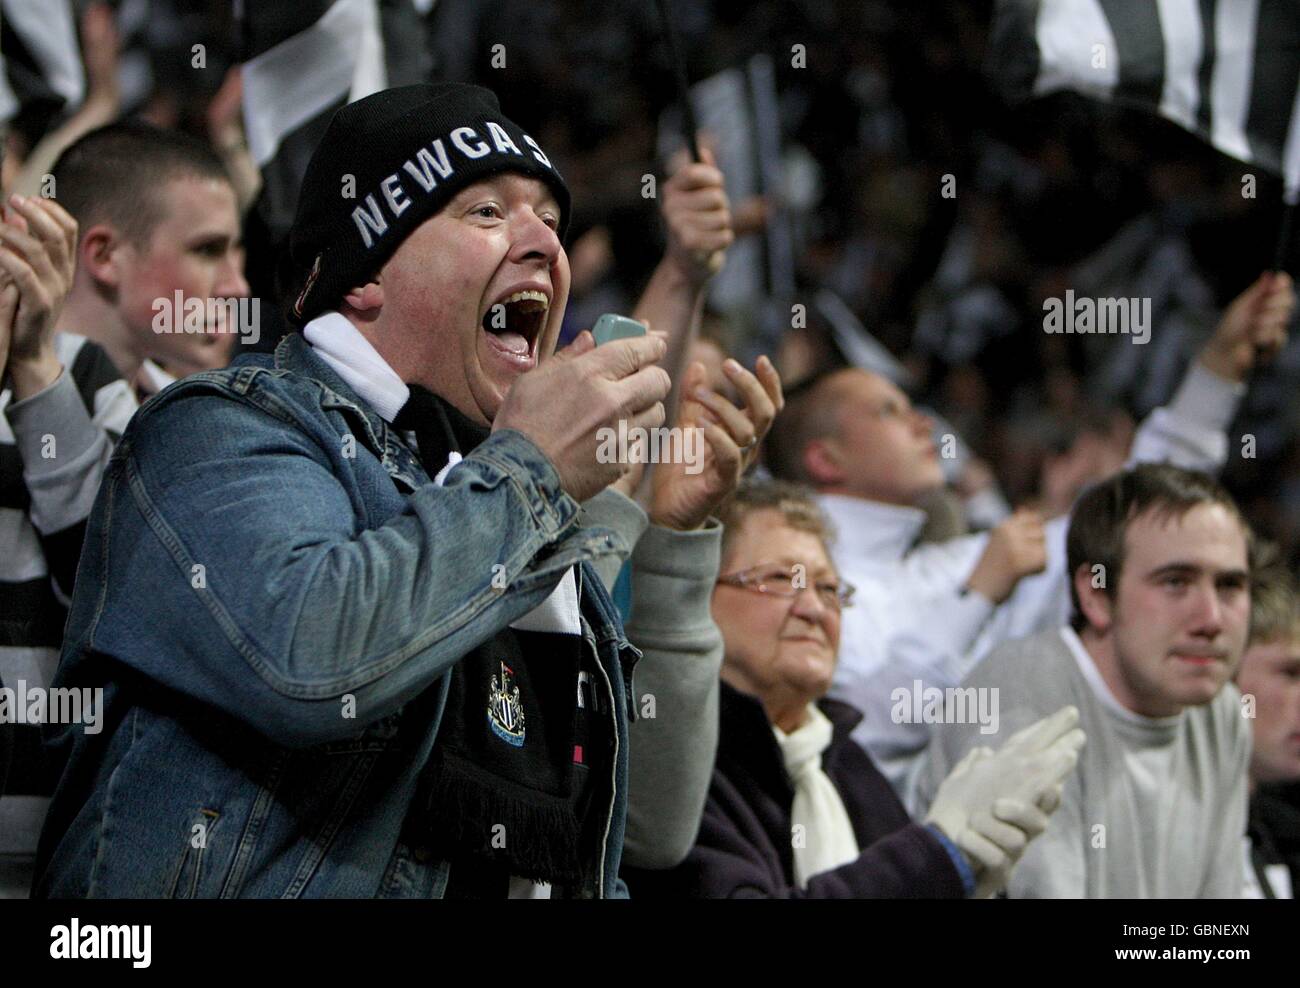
[425,752,585,884]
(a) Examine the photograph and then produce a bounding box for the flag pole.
[1272,200,1295,273]
[652,0,701,162]
[1255,192,1295,367]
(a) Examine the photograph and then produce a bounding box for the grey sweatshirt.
[577,490,723,870]
[916,627,1250,898]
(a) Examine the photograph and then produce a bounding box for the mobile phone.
[591,313,647,345]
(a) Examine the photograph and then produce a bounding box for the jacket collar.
[717,680,864,797]
[275,330,381,423]
[272,331,422,488]
[301,310,410,423]
[817,493,926,562]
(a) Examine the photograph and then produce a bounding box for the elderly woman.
[626,480,1083,898]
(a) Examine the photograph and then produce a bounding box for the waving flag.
[989,0,1300,203]
[0,0,83,130]
[238,0,432,246]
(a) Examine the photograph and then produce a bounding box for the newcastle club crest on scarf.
[488,662,526,746]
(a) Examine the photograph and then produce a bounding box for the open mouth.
[482,289,549,358]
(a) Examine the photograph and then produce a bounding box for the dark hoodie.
[1249,781,1300,898]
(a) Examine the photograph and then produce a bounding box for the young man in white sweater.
[918,464,1254,897]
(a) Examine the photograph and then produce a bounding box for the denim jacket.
[34,333,640,898]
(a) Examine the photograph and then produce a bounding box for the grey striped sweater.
[0,332,136,895]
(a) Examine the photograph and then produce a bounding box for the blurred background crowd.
[1,0,1298,906]
[3,0,1297,556]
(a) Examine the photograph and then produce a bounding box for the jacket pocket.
[167,808,220,899]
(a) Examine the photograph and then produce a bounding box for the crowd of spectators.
[1,0,1297,902]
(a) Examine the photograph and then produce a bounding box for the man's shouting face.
[360,172,570,425]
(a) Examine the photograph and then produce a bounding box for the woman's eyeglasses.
[715,565,855,610]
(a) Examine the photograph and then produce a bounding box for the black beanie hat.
[287,83,570,325]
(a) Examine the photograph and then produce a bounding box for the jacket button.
[412,845,431,863]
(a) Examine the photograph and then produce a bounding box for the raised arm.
[1129,271,1293,472]
[622,354,784,868]
[83,333,672,748]
[632,148,733,429]
[1,196,135,599]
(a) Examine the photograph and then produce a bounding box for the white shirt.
[824,361,1244,796]
[137,359,176,397]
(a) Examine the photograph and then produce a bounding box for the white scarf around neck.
[774,703,860,886]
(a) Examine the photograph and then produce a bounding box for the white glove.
[926,706,1085,897]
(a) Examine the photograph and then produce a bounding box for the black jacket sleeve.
[627,773,967,899]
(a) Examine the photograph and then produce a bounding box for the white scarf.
[774,703,860,887]
[303,311,409,423]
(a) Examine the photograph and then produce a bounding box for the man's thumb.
[560,330,596,359]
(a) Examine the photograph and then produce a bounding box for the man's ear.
[343,280,384,315]
[803,436,845,487]
[1073,561,1114,635]
[79,224,122,288]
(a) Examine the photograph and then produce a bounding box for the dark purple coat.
[625,682,965,898]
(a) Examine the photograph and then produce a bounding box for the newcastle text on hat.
[351,121,557,250]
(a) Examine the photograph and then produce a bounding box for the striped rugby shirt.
[0,332,136,895]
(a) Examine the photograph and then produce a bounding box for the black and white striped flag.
[989,0,1300,203]
[238,0,432,247]
[0,0,83,131]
